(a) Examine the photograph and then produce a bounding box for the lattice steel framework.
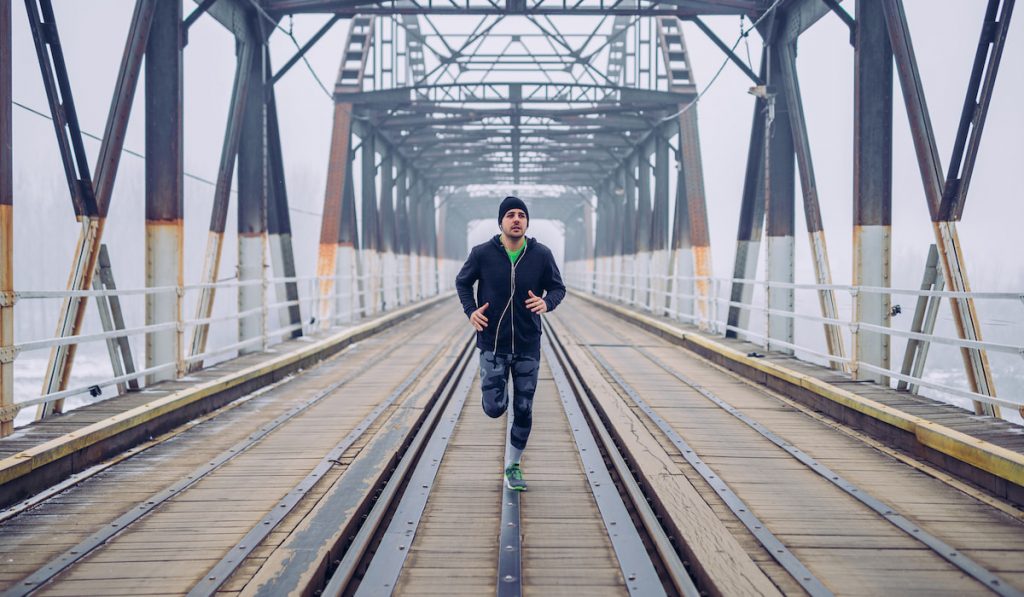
[0,0,1018,433]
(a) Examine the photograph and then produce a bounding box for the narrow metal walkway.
[0,297,1022,596]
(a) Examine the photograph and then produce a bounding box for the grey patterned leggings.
[479,350,540,450]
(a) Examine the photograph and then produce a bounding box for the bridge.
[1,1,1023,595]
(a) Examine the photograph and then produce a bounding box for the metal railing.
[0,256,462,431]
[564,261,1024,418]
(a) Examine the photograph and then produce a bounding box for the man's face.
[501,209,528,239]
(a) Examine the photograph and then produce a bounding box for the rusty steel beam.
[677,107,713,329]
[145,0,184,384]
[620,166,636,303]
[883,0,1001,417]
[238,43,267,355]
[778,43,846,369]
[765,44,795,354]
[726,52,766,339]
[652,130,670,314]
[316,101,354,326]
[853,0,893,384]
[34,0,155,417]
[1,0,12,435]
[379,149,397,309]
[361,127,381,314]
[669,152,694,320]
[316,16,372,326]
[394,158,409,304]
[189,40,255,369]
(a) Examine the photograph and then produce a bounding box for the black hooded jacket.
[455,235,566,358]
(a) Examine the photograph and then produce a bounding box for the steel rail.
[496,413,522,597]
[187,324,469,596]
[543,326,699,597]
[545,339,699,597]
[343,342,476,595]
[620,337,1023,597]
[5,317,437,597]
[579,345,833,596]
[319,333,477,596]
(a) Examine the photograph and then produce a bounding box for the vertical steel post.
[378,149,396,310]
[765,44,795,354]
[582,193,595,290]
[316,101,355,327]
[677,107,713,329]
[778,43,847,369]
[854,2,893,382]
[361,128,380,313]
[145,0,183,383]
[340,152,361,321]
[669,151,694,321]
[883,0,1000,417]
[635,149,652,309]
[620,168,635,303]
[726,59,766,339]
[394,158,409,305]
[0,0,12,435]
[238,40,266,355]
[406,171,421,300]
[652,130,670,315]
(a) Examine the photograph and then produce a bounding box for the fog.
[6,2,1023,420]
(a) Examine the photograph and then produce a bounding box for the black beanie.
[498,196,529,224]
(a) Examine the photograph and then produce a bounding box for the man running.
[455,196,566,491]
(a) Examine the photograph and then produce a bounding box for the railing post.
[176,285,185,378]
[1,0,13,436]
[145,0,183,384]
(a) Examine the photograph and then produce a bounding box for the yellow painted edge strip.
[572,291,1024,487]
[0,294,451,486]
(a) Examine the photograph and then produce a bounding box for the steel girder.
[263,0,764,17]
[344,83,687,187]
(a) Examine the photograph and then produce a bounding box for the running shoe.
[504,463,527,491]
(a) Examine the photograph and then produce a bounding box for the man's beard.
[502,225,525,239]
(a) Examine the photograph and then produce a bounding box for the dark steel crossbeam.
[937,0,1014,221]
[264,0,762,16]
[688,17,761,84]
[24,0,97,218]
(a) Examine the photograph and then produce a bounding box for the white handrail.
[565,265,1024,413]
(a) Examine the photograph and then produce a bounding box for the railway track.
[550,301,1024,596]
[3,297,1022,596]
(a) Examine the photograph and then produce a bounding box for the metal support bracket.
[0,403,19,423]
[0,291,15,307]
[0,345,18,364]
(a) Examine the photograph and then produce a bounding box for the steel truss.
[1,0,1019,434]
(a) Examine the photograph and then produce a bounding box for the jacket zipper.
[492,240,527,354]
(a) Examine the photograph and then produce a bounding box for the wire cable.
[659,0,782,124]
[13,100,324,218]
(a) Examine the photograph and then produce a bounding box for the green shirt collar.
[506,238,526,263]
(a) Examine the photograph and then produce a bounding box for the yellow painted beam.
[571,290,1024,488]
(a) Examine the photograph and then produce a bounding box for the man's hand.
[469,303,490,331]
[525,290,547,314]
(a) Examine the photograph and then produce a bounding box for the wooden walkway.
[0,295,1021,596]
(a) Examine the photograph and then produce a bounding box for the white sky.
[7,1,1023,309]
